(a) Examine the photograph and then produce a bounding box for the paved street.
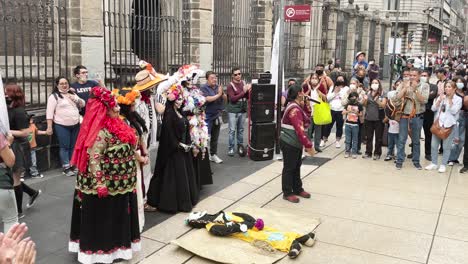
[132,133,466,264]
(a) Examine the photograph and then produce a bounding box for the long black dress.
[147,101,199,213]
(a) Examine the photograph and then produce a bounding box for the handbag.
[430,102,453,140]
[313,98,332,125]
[430,118,453,140]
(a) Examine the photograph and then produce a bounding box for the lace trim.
[69,240,141,264]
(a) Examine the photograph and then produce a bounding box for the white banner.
[0,72,9,133]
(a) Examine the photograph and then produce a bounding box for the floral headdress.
[112,88,140,105]
[91,86,117,108]
[166,84,183,101]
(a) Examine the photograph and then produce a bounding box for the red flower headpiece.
[91,86,117,108]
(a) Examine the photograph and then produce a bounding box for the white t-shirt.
[388,120,400,134]
[309,89,320,116]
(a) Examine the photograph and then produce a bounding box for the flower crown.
[112,88,140,105]
[166,84,183,101]
[91,86,116,108]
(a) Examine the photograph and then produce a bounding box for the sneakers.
[373,155,381,160]
[362,154,371,159]
[460,167,468,173]
[425,164,438,170]
[352,154,357,159]
[315,148,323,153]
[209,154,223,164]
[319,140,326,147]
[448,160,459,166]
[283,195,300,203]
[396,163,402,170]
[438,165,447,173]
[31,173,44,179]
[407,153,413,159]
[228,149,235,157]
[384,155,393,161]
[344,152,350,158]
[413,163,423,170]
[63,168,75,177]
[27,189,41,208]
[238,145,246,157]
[335,141,341,148]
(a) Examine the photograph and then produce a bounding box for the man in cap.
[353,51,368,76]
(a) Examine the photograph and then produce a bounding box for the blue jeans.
[432,127,457,166]
[29,149,39,176]
[345,124,359,154]
[228,112,245,150]
[396,117,423,165]
[54,123,80,169]
[387,133,399,157]
[449,115,465,162]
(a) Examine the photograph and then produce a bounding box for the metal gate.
[0,0,69,108]
[354,15,364,53]
[379,24,386,70]
[335,10,348,71]
[368,20,376,60]
[103,0,190,89]
[212,0,258,85]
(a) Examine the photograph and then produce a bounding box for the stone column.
[71,0,105,76]
[321,0,339,65]
[373,19,382,64]
[187,0,213,70]
[361,15,371,56]
[345,11,357,71]
[254,0,273,72]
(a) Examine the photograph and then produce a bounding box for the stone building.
[345,0,467,57]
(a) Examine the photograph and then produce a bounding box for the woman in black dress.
[147,87,199,213]
[5,83,41,218]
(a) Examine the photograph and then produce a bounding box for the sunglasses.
[233,73,242,76]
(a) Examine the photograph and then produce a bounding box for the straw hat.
[133,70,167,92]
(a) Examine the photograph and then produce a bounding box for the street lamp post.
[423,7,434,69]
[389,3,400,87]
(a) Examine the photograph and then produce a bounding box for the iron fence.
[103,0,191,89]
[212,0,258,86]
[379,23,386,70]
[354,15,364,53]
[0,0,69,108]
[335,10,349,71]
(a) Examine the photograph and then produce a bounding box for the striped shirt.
[155,94,166,123]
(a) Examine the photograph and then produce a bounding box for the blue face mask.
[456,83,464,89]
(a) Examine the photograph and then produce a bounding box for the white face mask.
[403,77,410,81]
[420,77,428,83]
[349,84,357,90]
[456,82,464,89]
[371,84,379,91]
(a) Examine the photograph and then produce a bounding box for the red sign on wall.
[284,5,311,22]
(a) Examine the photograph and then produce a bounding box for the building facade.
[345,0,467,57]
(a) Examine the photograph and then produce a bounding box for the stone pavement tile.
[240,184,282,205]
[436,214,468,242]
[193,196,236,212]
[301,180,444,213]
[267,193,439,234]
[428,236,468,264]
[212,181,259,201]
[224,200,266,212]
[277,241,420,264]
[240,167,280,186]
[126,237,165,264]
[140,244,193,264]
[142,212,190,243]
[446,170,468,199]
[261,161,283,174]
[263,205,432,263]
[300,164,318,176]
[185,256,218,263]
[37,252,74,264]
[441,196,468,218]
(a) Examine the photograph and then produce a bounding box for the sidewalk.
[129,133,467,264]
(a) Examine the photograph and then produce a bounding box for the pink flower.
[254,218,264,231]
[104,158,110,164]
[113,158,119,164]
[97,186,108,198]
[113,175,120,181]
[93,154,100,159]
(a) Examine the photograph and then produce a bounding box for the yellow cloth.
[205,212,301,253]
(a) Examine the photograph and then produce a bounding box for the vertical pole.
[389,2,400,87]
[424,12,430,69]
[275,0,285,155]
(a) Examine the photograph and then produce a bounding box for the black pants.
[423,110,435,156]
[280,142,304,196]
[323,110,344,140]
[308,122,322,150]
[357,122,363,152]
[209,118,221,155]
[365,120,384,156]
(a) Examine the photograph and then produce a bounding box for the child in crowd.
[384,85,400,161]
[343,91,363,158]
[28,114,47,178]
